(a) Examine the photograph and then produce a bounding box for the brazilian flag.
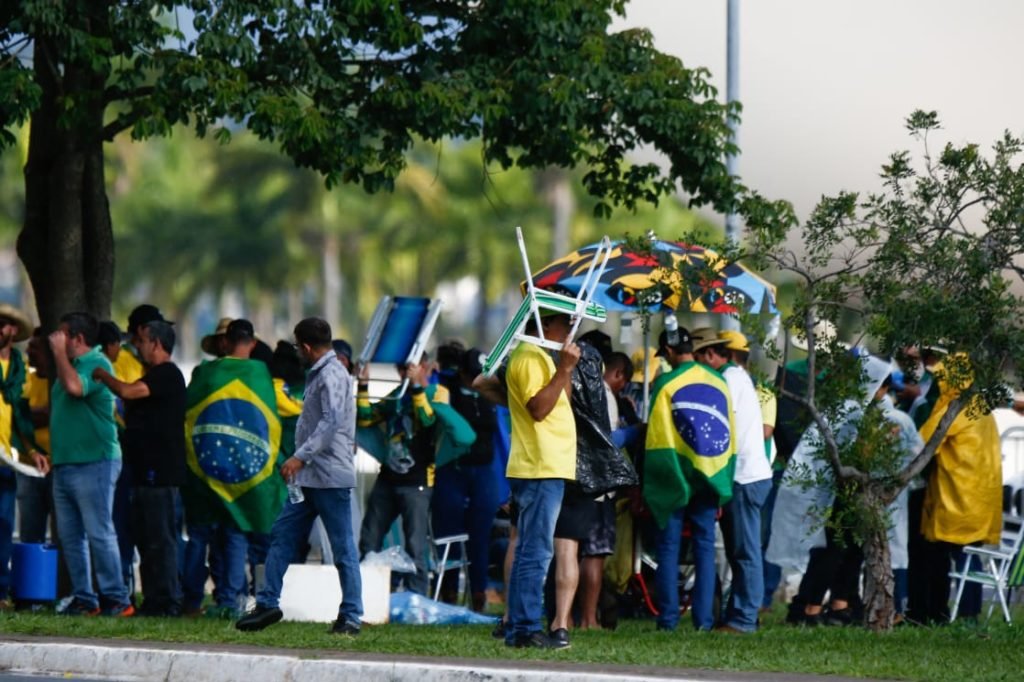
[643,361,736,528]
[182,358,285,533]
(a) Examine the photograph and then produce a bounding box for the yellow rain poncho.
[918,361,1002,546]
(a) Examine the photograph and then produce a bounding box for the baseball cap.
[718,330,750,352]
[127,304,171,331]
[655,327,693,357]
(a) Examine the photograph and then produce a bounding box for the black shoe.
[330,619,361,636]
[823,607,855,626]
[491,619,507,639]
[512,631,570,650]
[548,628,571,648]
[235,605,283,631]
[61,599,100,617]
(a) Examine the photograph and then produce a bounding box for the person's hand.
[31,451,51,476]
[557,342,581,372]
[280,456,304,481]
[48,330,67,355]
[410,362,430,387]
[357,363,370,382]
[92,367,106,381]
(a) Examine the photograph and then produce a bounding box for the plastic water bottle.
[665,312,680,346]
[287,476,304,504]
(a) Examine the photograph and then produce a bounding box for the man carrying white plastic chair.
[496,311,580,649]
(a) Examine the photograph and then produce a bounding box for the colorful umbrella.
[530,239,778,315]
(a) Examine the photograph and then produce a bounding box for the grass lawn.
[1,606,1021,681]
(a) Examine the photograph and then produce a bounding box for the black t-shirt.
[123,361,187,487]
[445,380,497,467]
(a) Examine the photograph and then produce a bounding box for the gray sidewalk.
[0,634,889,682]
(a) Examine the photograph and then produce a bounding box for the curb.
[0,640,720,682]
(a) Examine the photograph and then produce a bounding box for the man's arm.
[525,342,580,422]
[472,374,508,407]
[48,331,83,398]
[92,367,151,400]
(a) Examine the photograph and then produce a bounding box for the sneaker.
[491,619,507,639]
[512,631,570,650]
[205,605,242,620]
[330,619,361,636]
[235,605,283,632]
[547,628,571,648]
[105,603,135,618]
[823,607,855,626]
[62,599,101,617]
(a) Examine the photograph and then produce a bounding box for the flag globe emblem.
[185,379,281,503]
[193,398,272,483]
[670,383,731,457]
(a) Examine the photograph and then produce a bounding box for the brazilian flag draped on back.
[643,361,736,528]
[182,358,284,533]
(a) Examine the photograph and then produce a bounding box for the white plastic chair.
[431,533,470,603]
[948,513,1024,623]
[481,226,610,376]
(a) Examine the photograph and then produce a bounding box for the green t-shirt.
[50,347,121,466]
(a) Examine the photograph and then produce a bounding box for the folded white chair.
[482,227,610,377]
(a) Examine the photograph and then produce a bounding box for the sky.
[612,0,1024,222]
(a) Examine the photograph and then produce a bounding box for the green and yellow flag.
[183,358,284,533]
[643,361,736,528]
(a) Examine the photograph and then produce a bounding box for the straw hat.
[0,303,32,343]
[690,327,725,352]
[201,317,233,355]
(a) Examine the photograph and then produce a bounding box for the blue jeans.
[760,468,784,608]
[112,458,135,596]
[259,487,362,625]
[0,470,15,600]
[52,460,129,608]
[506,478,564,642]
[182,522,247,612]
[654,494,717,631]
[722,478,772,631]
[432,462,501,597]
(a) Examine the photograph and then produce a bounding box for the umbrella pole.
[642,323,650,423]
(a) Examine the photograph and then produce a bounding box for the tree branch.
[897,397,963,485]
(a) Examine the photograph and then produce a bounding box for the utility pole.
[725,0,740,246]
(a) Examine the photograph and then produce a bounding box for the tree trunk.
[17,36,114,331]
[862,507,896,631]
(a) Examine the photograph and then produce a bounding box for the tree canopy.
[1,1,786,327]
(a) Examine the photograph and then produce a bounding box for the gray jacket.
[293,350,356,488]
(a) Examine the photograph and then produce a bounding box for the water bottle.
[665,312,680,346]
[287,475,304,504]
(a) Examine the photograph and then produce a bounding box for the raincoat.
[766,355,891,570]
[918,363,1002,546]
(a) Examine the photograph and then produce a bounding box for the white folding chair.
[481,226,611,376]
[948,513,1024,623]
[431,532,470,603]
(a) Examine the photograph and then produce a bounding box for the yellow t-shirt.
[0,357,11,453]
[23,370,50,455]
[757,384,777,428]
[505,343,576,480]
[112,346,145,383]
[272,377,303,418]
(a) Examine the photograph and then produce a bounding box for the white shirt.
[722,364,773,485]
[604,380,619,430]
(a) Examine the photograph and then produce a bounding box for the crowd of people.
[0,300,1007,649]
